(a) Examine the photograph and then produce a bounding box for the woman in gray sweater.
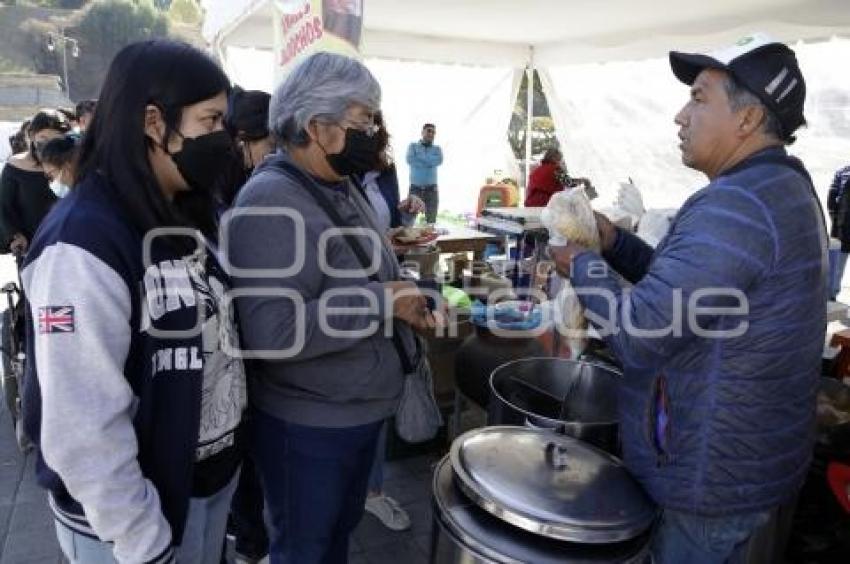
[226,52,436,564]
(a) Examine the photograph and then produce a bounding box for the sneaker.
[365,494,412,531]
[234,553,269,564]
[233,551,269,564]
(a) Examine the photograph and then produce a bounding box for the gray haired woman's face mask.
[309,103,379,177]
[321,126,381,176]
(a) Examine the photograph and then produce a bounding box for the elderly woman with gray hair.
[226,52,436,563]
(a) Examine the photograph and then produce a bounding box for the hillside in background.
[0,0,205,103]
[0,4,75,74]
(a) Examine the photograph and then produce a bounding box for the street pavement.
[0,400,61,564]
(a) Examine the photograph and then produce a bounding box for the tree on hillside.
[167,0,200,24]
[77,0,169,61]
[20,0,206,101]
[32,0,89,7]
[72,0,170,99]
[508,70,558,165]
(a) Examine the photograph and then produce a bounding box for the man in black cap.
[550,33,825,562]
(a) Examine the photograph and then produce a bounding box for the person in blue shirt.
[550,33,824,563]
[406,123,442,223]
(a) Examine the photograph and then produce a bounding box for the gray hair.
[269,52,381,147]
[722,73,785,143]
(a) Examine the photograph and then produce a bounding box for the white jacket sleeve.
[22,242,172,564]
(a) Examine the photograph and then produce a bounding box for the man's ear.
[738,105,766,137]
[144,104,166,147]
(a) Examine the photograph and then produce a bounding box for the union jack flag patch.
[39,306,75,334]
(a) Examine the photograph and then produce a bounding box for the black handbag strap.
[269,159,416,373]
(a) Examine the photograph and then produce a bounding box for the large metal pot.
[488,358,621,454]
[455,326,547,408]
[430,427,656,563]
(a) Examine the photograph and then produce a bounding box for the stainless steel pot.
[430,427,656,563]
[488,357,621,453]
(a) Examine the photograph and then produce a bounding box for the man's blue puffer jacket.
[571,147,827,516]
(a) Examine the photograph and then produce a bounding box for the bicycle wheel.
[1,307,19,418]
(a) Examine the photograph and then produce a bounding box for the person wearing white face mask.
[39,135,78,198]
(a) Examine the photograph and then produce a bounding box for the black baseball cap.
[669,33,806,141]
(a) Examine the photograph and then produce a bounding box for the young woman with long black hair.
[20,40,246,564]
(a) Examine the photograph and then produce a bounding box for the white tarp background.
[207,0,850,213]
[541,58,701,211]
[222,47,275,92]
[220,51,522,214]
[791,37,850,200]
[542,36,850,210]
[365,59,520,213]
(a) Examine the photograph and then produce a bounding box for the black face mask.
[323,127,382,177]
[170,129,238,193]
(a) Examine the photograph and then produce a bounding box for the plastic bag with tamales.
[541,188,600,359]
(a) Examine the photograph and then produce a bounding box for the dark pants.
[227,456,269,560]
[651,508,771,564]
[410,185,439,224]
[250,408,383,564]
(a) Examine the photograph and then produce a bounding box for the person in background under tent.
[406,122,442,224]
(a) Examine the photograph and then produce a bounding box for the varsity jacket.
[21,172,244,563]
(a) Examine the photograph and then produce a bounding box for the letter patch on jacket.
[38,306,75,334]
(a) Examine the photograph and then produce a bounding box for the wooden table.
[434,226,498,260]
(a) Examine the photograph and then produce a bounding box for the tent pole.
[524,47,534,202]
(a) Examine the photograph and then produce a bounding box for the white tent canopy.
[208,0,850,66]
[206,0,850,213]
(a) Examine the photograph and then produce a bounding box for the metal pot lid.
[450,426,657,544]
